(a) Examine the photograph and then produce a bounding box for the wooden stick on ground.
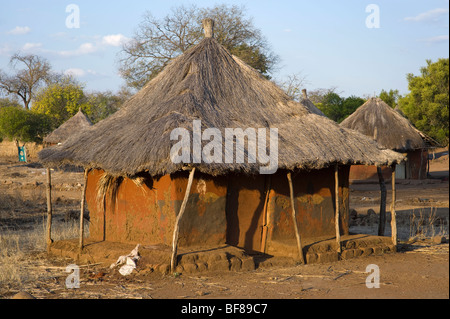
[79,168,89,255]
[390,164,398,246]
[46,167,53,253]
[287,172,305,264]
[335,164,341,253]
[171,167,196,272]
[377,166,387,236]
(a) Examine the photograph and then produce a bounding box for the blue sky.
[0,0,448,98]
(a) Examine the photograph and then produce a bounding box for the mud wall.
[85,166,350,256]
[349,149,427,181]
[349,165,393,181]
[264,167,349,257]
[85,170,228,247]
[407,149,428,180]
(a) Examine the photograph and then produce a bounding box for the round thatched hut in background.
[341,97,437,180]
[43,108,92,146]
[39,20,403,261]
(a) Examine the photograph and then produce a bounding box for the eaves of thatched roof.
[43,109,92,145]
[39,34,403,177]
[341,98,427,152]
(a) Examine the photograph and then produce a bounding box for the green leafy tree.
[32,78,92,127]
[399,58,449,145]
[0,106,52,144]
[316,92,365,123]
[86,88,132,123]
[378,89,401,108]
[317,92,343,122]
[341,95,365,121]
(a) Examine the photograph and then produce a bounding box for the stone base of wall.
[49,234,395,274]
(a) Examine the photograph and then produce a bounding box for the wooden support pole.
[260,175,272,254]
[45,168,53,253]
[287,172,305,264]
[377,166,387,236]
[79,168,89,255]
[334,164,341,253]
[419,148,424,180]
[171,167,196,272]
[390,165,398,246]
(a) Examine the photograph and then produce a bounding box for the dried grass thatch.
[39,37,403,177]
[340,98,426,152]
[43,109,92,145]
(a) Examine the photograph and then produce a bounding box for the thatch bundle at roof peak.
[39,32,403,177]
[340,97,426,152]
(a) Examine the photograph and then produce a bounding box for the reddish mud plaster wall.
[85,170,228,247]
[85,167,350,256]
[349,149,428,181]
[264,167,349,257]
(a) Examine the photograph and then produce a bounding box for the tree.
[315,92,364,123]
[316,92,344,122]
[307,87,342,104]
[0,106,52,144]
[399,58,449,145]
[378,89,401,108]
[31,77,92,127]
[0,97,21,109]
[341,95,365,120]
[277,72,309,101]
[0,53,52,109]
[119,4,279,89]
[86,88,132,123]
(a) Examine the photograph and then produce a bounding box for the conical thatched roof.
[340,97,425,152]
[43,109,92,145]
[39,30,403,177]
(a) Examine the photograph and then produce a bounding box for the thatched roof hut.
[341,97,425,152]
[39,20,403,259]
[341,97,433,179]
[39,50,401,176]
[43,108,92,145]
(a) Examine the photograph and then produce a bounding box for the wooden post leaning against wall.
[171,167,196,273]
[79,168,89,255]
[260,175,272,254]
[390,164,398,246]
[287,172,306,264]
[377,166,387,236]
[334,164,341,253]
[46,167,53,253]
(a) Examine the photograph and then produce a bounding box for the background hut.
[43,108,92,146]
[341,97,435,180]
[39,21,402,258]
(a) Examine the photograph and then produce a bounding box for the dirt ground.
[0,149,448,300]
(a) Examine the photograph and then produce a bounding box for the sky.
[0,0,448,98]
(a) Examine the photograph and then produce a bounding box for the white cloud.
[64,68,98,77]
[7,26,31,35]
[64,68,86,77]
[57,42,97,57]
[421,35,449,44]
[102,34,131,47]
[404,8,449,22]
[283,29,292,33]
[22,42,43,51]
